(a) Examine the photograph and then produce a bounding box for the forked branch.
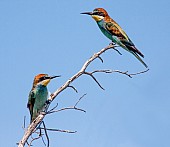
[47,93,87,114]
[18,44,149,147]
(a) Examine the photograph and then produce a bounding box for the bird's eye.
[39,76,46,82]
[98,12,104,16]
[93,11,99,15]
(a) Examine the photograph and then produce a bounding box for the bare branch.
[18,44,149,146]
[48,44,115,102]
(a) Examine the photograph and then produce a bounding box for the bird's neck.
[96,19,104,25]
[33,84,47,91]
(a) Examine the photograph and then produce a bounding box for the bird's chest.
[97,20,113,41]
[34,86,48,108]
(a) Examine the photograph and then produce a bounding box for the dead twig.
[28,135,41,147]
[68,85,78,93]
[75,93,86,107]
[47,94,86,114]
[84,72,105,90]
[48,103,59,112]
[97,56,104,63]
[42,121,49,147]
[88,69,149,78]
[39,127,77,133]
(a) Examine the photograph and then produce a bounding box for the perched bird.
[81,8,148,68]
[27,74,60,123]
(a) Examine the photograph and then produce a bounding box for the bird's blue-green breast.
[97,20,115,42]
[32,84,48,121]
[34,85,48,110]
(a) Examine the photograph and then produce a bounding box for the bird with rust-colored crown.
[81,8,148,68]
[27,74,60,123]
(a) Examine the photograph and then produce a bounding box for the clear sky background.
[0,0,170,147]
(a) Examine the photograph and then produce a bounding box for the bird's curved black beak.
[81,12,93,15]
[49,75,61,79]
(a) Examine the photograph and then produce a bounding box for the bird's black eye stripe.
[39,76,51,82]
[93,12,100,15]
[39,76,46,82]
[93,12,98,15]
[93,12,104,16]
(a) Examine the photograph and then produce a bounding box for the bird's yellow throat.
[92,15,104,21]
[42,79,50,86]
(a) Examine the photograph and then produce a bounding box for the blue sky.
[0,0,170,147]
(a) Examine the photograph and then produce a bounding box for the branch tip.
[68,85,78,93]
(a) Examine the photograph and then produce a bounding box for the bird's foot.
[109,42,116,46]
[50,93,54,97]
[109,42,122,55]
[46,100,51,105]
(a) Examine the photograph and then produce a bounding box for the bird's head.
[33,74,60,87]
[81,8,108,22]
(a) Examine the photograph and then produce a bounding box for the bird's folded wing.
[27,91,35,117]
[104,19,130,41]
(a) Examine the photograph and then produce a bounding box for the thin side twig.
[97,56,104,63]
[28,135,41,147]
[84,72,105,90]
[47,95,86,114]
[74,93,86,107]
[48,103,59,112]
[42,121,49,147]
[39,127,77,133]
[68,85,78,93]
[90,69,149,78]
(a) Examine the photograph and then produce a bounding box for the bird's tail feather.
[124,45,147,68]
[131,51,148,68]
[122,40,144,58]
[113,39,148,68]
[130,46,144,58]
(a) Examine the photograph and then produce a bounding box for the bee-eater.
[81,8,148,68]
[27,74,60,123]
